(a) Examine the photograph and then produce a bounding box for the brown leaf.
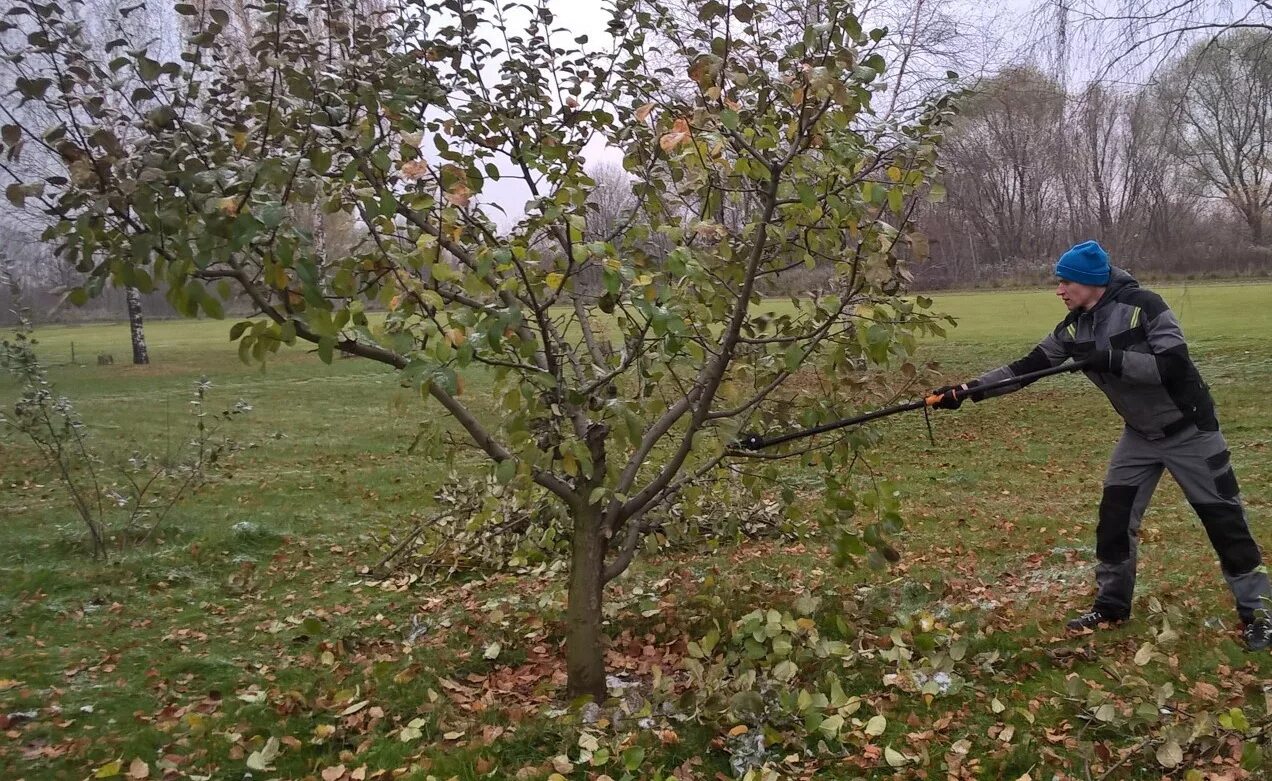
[399,160,430,180]
[1192,681,1220,702]
[127,758,149,779]
[321,765,346,781]
[659,118,691,152]
[635,102,655,122]
[445,181,473,207]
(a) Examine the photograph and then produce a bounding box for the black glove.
[930,380,981,410]
[1085,349,1123,375]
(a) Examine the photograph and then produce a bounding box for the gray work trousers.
[1093,423,1271,623]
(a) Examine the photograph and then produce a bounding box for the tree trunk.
[1249,209,1266,246]
[565,503,607,702]
[125,286,150,365]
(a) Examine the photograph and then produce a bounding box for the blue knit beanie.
[1055,241,1111,285]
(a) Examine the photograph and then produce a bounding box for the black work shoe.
[1243,618,1272,652]
[1066,609,1124,631]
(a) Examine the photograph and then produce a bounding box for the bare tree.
[1155,30,1272,244]
[938,66,1069,266]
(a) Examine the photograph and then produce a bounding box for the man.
[932,240,1271,651]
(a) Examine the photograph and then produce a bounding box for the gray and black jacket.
[975,268,1216,439]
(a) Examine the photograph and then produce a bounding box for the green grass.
[2,282,1271,780]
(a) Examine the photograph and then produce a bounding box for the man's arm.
[971,331,1072,400]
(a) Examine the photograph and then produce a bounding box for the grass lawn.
[2,281,1270,780]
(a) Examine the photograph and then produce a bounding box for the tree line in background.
[920,28,1272,288]
[2,0,1270,328]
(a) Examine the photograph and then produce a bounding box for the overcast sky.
[462,0,1272,228]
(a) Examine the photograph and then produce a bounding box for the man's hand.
[930,380,980,410]
[1086,349,1123,375]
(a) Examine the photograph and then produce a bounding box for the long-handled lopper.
[734,359,1092,451]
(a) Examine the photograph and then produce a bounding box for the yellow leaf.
[339,700,368,716]
[95,760,123,778]
[864,715,886,736]
[546,272,565,291]
[0,679,20,691]
[635,102,655,122]
[217,196,239,216]
[232,130,248,151]
[991,698,1005,714]
[443,730,465,740]
[444,327,467,347]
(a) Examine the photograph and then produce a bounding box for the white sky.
[461,0,1272,228]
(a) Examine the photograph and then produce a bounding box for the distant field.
[2,281,1270,780]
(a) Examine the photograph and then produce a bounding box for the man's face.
[1056,279,1104,311]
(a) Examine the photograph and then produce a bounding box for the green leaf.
[819,714,844,738]
[202,295,224,319]
[887,186,904,214]
[317,337,334,364]
[622,746,646,771]
[495,458,515,484]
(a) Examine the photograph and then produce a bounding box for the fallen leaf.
[884,746,907,767]
[246,737,280,771]
[128,758,149,779]
[95,760,123,778]
[864,715,886,736]
[1156,739,1183,768]
[321,765,346,781]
